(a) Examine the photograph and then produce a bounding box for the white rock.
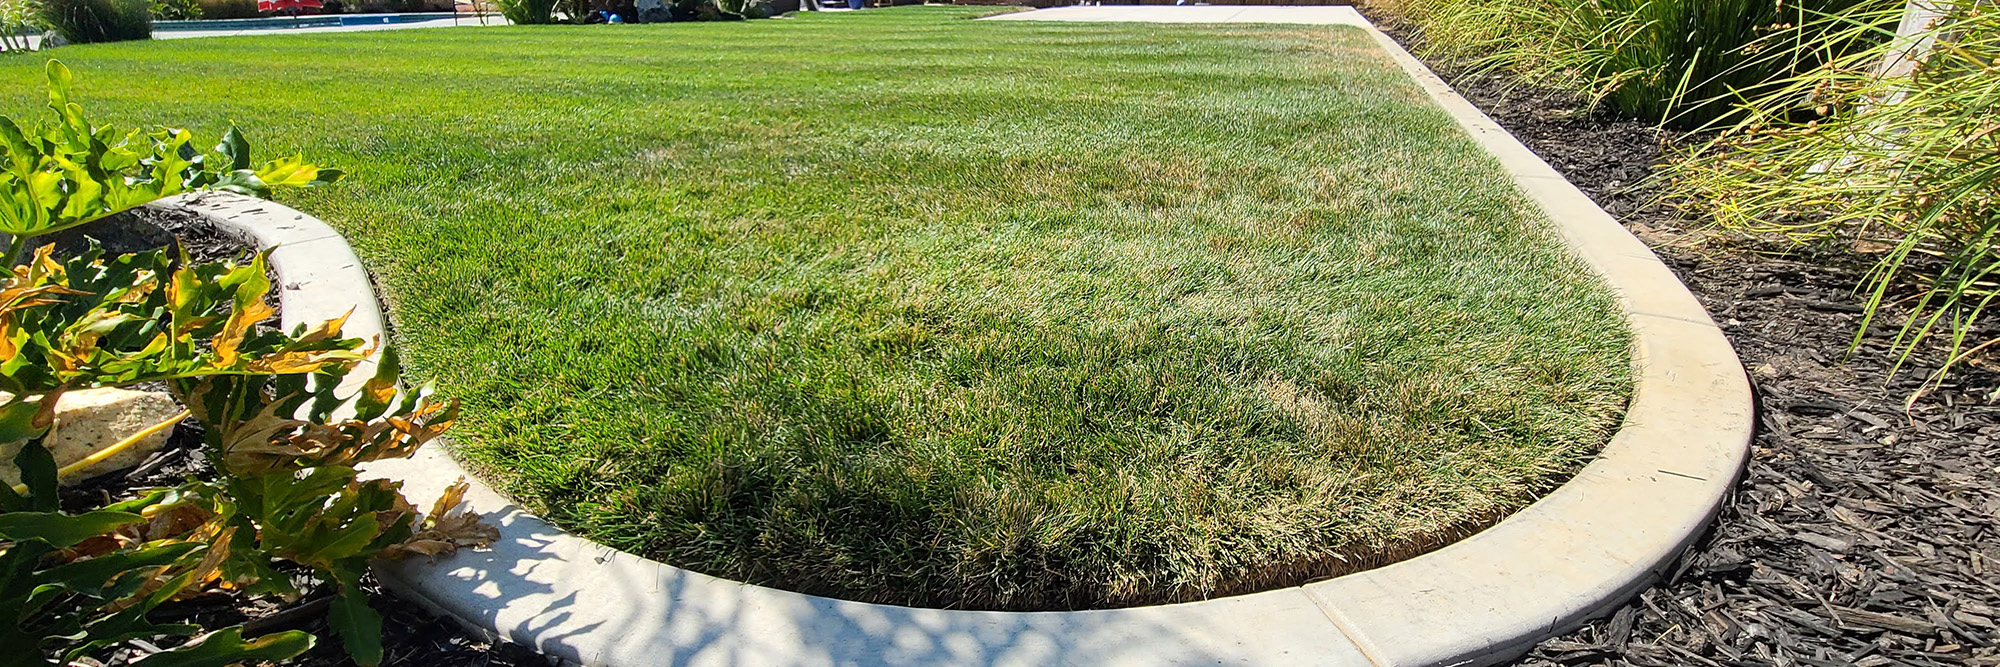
[0,388,184,486]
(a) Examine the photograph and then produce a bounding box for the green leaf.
[130,627,314,667]
[0,537,57,611]
[0,626,52,667]
[252,155,328,189]
[100,487,171,513]
[44,61,72,111]
[210,169,267,198]
[215,127,250,172]
[0,116,34,176]
[352,345,402,420]
[0,398,47,464]
[247,466,356,516]
[0,482,24,514]
[60,623,202,666]
[13,437,58,512]
[35,543,201,596]
[0,510,143,547]
[328,583,384,667]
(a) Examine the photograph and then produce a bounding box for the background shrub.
[1672,0,2000,386]
[347,0,447,12]
[194,0,256,18]
[1,0,43,51]
[148,0,198,19]
[1371,0,1892,125]
[39,0,150,43]
[496,0,555,23]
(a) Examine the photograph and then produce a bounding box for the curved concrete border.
[170,14,1751,664]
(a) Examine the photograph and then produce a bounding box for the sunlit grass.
[0,6,1632,610]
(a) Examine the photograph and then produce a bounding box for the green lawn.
[2,7,1633,610]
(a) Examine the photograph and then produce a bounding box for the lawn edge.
[167,10,1750,663]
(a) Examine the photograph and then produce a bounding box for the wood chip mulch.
[1363,13,2000,667]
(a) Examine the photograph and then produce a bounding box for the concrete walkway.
[980,4,1373,26]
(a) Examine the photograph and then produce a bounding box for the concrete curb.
[172,12,1751,664]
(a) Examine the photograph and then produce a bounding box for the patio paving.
[980,4,1374,26]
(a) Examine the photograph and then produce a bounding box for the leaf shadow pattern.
[366,447,1297,666]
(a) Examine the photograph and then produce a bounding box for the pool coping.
[170,11,1751,666]
[153,12,457,32]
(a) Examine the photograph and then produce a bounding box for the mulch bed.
[1364,13,2000,667]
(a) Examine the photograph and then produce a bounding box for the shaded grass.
[0,7,1633,609]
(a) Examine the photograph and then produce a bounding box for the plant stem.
[53,410,192,481]
[3,233,24,268]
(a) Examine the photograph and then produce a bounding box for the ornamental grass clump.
[1672,0,2000,387]
[0,62,485,667]
[37,0,149,44]
[1373,0,1890,125]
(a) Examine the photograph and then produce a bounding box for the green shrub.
[716,0,768,18]
[194,0,256,18]
[3,242,479,667]
[0,444,318,667]
[0,63,341,265]
[1,61,482,667]
[496,0,556,23]
[1374,0,1891,125]
[1,0,43,52]
[38,0,150,43]
[348,0,446,12]
[1672,0,2000,388]
[148,0,198,20]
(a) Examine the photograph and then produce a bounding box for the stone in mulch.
[1361,12,2000,667]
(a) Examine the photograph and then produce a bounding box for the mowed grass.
[0,7,1633,609]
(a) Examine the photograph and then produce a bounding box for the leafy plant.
[38,0,150,44]
[1,63,486,666]
[1372,0,1891,125]
[2,242,482,665]
[495,0,556,24]
[0,0,43,53]
[0,247,336,667]
[1,62,341,267]
[1672,0,2000,391]
[0,425,317,667]
[192,0,255,19]
[714,0,766,19]
[147,0,200,20]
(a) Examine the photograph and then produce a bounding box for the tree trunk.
[1875,0,1947,79]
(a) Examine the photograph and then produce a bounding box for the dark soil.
[33,205,255,266]
[1367,12,2000,667]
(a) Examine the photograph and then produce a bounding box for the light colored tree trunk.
[1875,0,1948,79]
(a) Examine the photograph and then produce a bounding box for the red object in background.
[257,0,324,13]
